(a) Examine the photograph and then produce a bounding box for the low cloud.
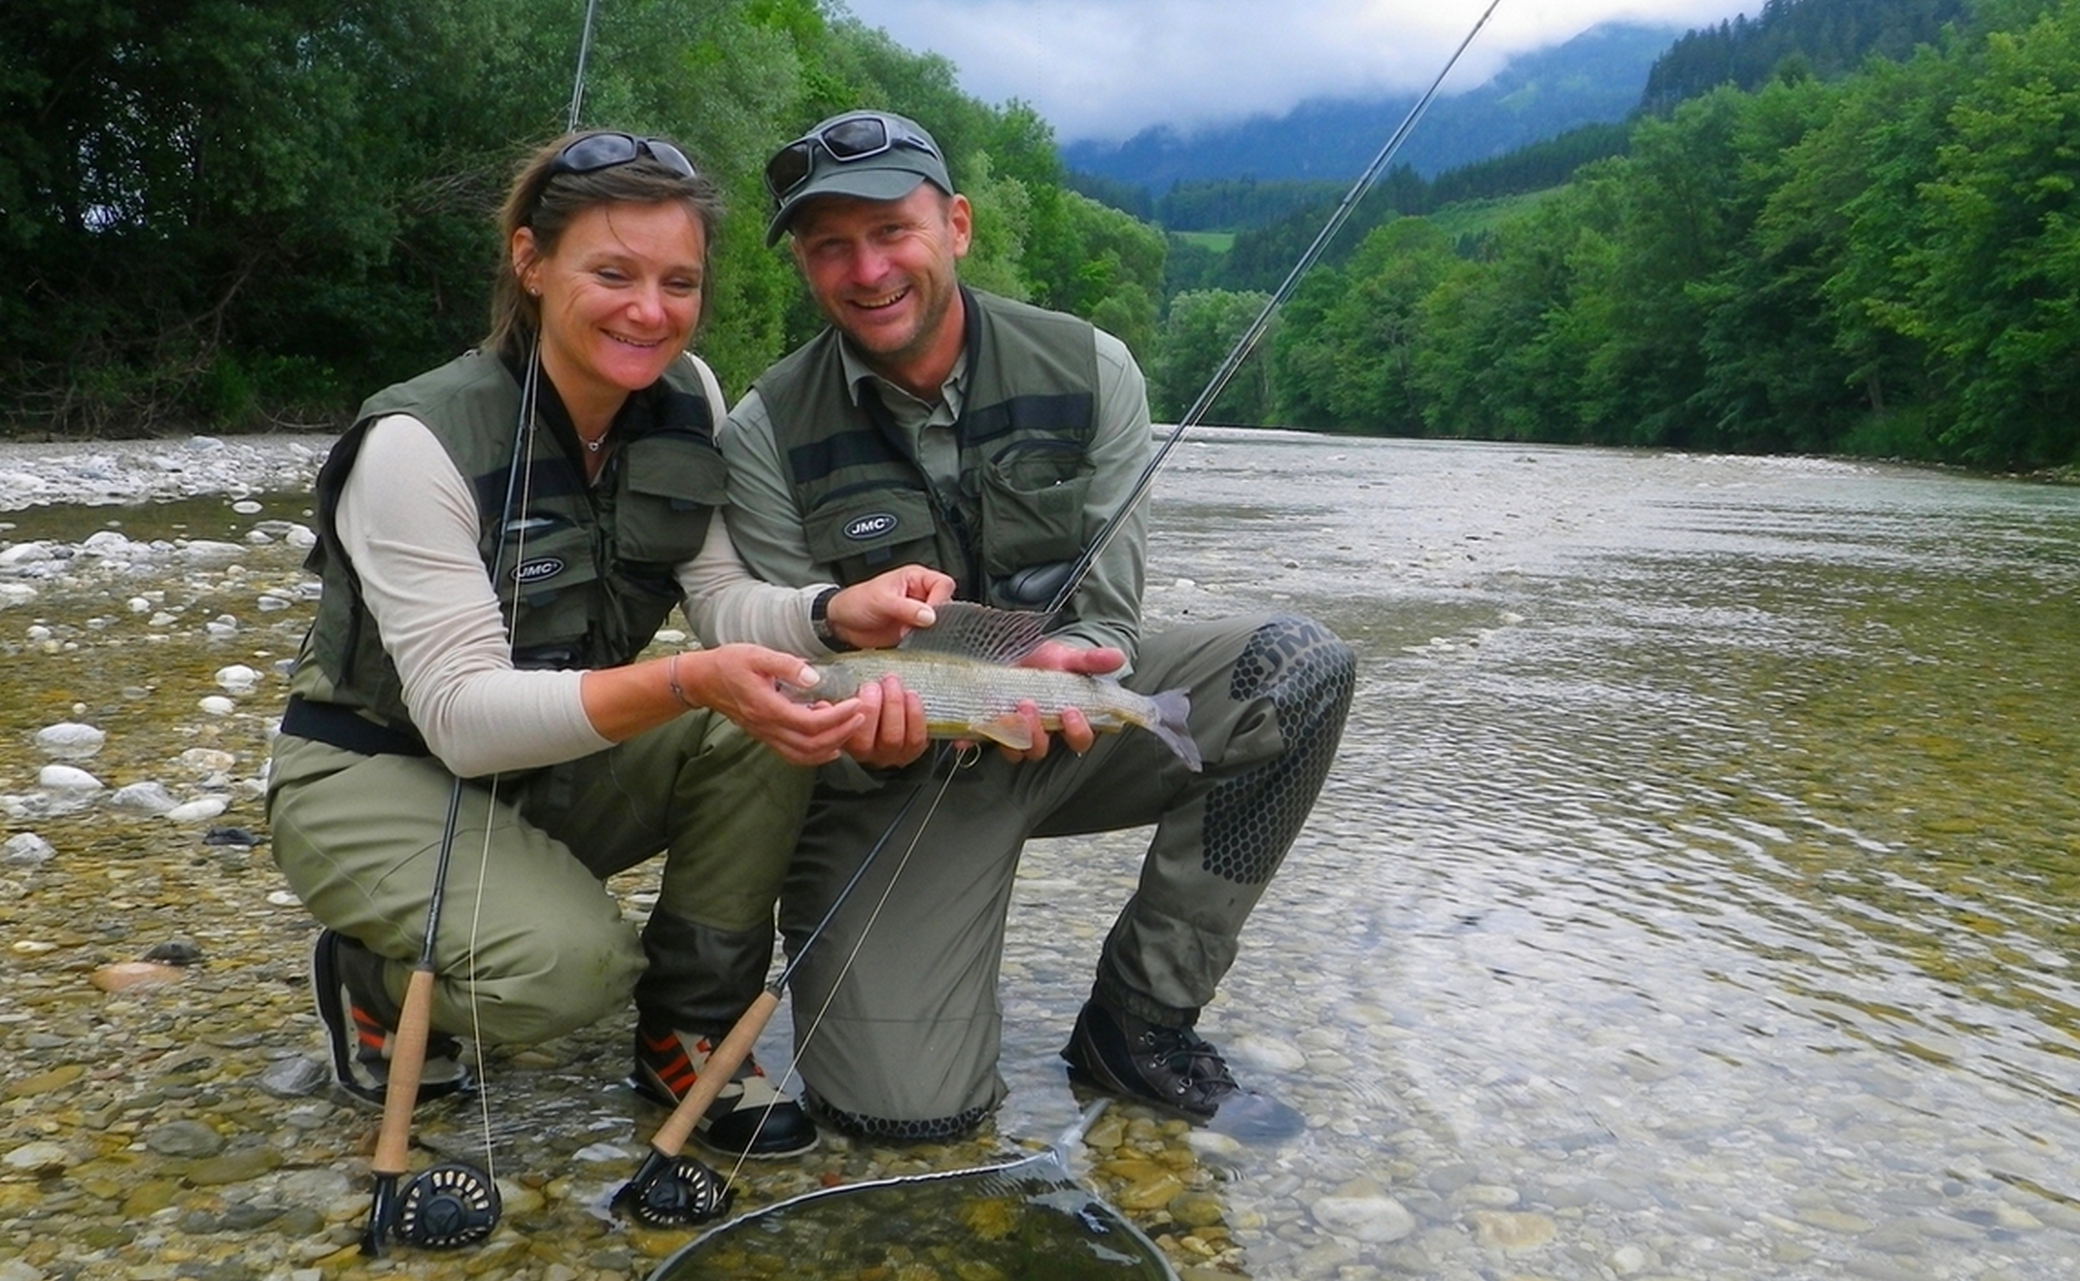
[840,0,1748,142]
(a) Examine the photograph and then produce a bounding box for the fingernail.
[797,666,820,687]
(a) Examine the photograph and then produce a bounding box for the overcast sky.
[835,0,1752,143]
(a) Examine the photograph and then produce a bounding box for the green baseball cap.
[763,110,952,246]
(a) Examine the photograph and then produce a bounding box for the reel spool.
[613,1150,735,1227]
[395,1161,503,1249]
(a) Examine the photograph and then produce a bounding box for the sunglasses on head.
[549,132,697,180]
[763,113,941,203]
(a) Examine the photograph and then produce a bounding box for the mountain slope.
[1062,21,1679,190]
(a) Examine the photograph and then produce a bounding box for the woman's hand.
[823,565,957,651]
[673,644,867,766]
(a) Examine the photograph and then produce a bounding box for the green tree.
[1152,290,1274,424]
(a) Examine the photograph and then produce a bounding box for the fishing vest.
[752,287,1097,609]
[285,349,725,754]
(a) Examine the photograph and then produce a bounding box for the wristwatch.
[810,586,856,652]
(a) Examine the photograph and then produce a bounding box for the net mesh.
[648,1149,1177,1280]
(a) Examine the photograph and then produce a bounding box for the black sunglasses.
[763,113,941,203]
[550,132,697,180]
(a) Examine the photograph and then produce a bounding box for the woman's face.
[513,200,705,417]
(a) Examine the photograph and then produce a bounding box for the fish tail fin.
[1148,689,1202,772]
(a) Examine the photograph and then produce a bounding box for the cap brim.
[765,168,934,246]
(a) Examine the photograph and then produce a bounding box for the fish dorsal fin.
[899,601,1055,664]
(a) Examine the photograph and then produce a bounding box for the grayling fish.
[808,602,1202,771]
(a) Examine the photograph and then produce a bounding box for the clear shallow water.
[3,435,2078,1279]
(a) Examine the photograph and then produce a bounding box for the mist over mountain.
[1061,21,1679,189]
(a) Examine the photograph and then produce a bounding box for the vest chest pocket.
[499,524,602,663]
[977,448,1093,577]
[615,436,728,565]
[804,489,942,583]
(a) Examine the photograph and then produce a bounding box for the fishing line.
[1038,0,1505,617]
[719,743,973,1189]
[459,0,600,1196]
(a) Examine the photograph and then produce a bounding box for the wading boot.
[631,1027,818,1159]
[1061,999,1240,1122]
[310,928,474,1109]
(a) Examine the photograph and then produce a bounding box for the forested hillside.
[1179,0,2078,470]
[1645,0,1969,108]
[0,0,1165,435]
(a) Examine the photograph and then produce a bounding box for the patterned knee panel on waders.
[1204,615,1357,884]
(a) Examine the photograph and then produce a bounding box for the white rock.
[111,781,180,814]
[204,614,239,638]
[0,541,55,568]
[1225,1031,1308,1073]
[181,748,237,773]
[25,625,51,642]
[1312,1193,1416,1243]
[214,665,261,693]
[198,695,237,716]
[165,797,229,823]
[267,890,303,907]
[181,541,246,565]
[256,594,292,611]
[2,1140,70,1172]
[128,596,151,613]
[34,722,106,759]
[2,833,55,865]
[284,524,317,549]
[37,764,103,792]
[148,611,178,627]
[232,499,263,514]
[0,583,37,607]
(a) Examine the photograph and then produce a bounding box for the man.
[702,109,1356,1141]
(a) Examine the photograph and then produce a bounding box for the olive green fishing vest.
[752,287,1097,608]
[285,349,726,754]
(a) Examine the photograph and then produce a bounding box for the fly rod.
[358,0,603,1253]
[1029,0,1505,618]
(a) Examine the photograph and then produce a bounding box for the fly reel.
[613,1149,735,1227]
[393,1161,502,1249]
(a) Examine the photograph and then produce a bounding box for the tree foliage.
[0,0,1168,435]
[1213,0,2080,470]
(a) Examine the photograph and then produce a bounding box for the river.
[2,431,2077,1280]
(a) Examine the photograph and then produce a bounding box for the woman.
[266,130,949,1161]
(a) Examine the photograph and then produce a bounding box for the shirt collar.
[836,334,969,417]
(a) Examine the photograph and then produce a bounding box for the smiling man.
[705,109,1358,1143]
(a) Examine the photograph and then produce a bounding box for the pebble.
[1312,1194,1417,1243]
[33,722,104,758]
[110,781,180,814]
[37,764,103,792]
[164,797,229,823]
[1,834,54,866]
[90,961,185,992]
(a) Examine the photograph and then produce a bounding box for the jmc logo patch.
[513,557,565,584]
[843,513,899,541]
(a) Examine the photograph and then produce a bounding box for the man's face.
[789,183,972,390]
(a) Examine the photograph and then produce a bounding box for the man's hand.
[840,671,932,769]
[824,566,956,650]
[984,641,1125,763]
